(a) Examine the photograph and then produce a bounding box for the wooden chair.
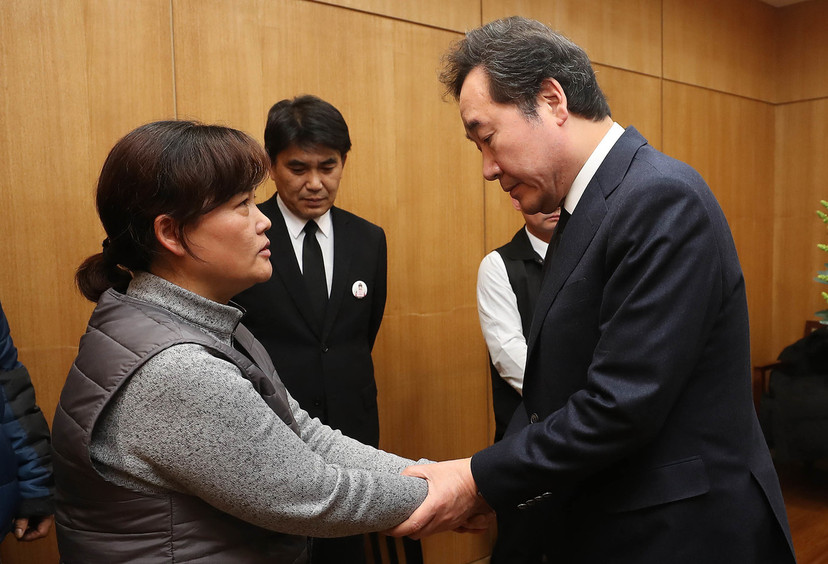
[365,534,423,564]
[752,321,822,414]
[755,320,828,463]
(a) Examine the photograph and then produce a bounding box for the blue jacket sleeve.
[0,365,54,518]
[0,301,22,372]
[0,301,54,518]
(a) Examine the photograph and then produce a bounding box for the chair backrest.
[365,534,423,564]
[805,320,823,337]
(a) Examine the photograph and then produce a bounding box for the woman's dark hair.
[75,120,270,302]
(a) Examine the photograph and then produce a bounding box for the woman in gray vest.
[51,121,429,563]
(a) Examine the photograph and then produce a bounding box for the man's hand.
[13,515,54,541]
[386,458,493,539]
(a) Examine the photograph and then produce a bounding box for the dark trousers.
[311,535,366,564]
[490,507,547,564]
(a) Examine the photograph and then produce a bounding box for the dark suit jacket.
[233,196,386,447]
[489,228,544,442]
[471,128,795,563]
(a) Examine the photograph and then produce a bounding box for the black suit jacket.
[233,196,387,447]
[471,128,795,563]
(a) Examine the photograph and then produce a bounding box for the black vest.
[52,289,308,563]
[490,228,544,441]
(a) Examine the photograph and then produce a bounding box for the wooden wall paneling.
[0,0,91,363]
[663,0,776,102]
[0,0,175,562]
[594,64,662,149]
[176,1,490,561]
[662,81,775,368]
[86,0,177,162]
[773,99,828,357]
[775,0,828,104]
[305,0,482,33]
[482,0,662,77]
[173,0,266,156]
[375,313,494,563]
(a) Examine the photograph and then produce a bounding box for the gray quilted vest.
[52,288,308,563]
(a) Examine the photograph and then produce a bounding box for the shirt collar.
[524,226,549,259]
[276,193,333,239]
[563,122,625,214]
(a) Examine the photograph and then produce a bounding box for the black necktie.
[302,221,327,327]
[543,208,571,276]
[551,208,571,251]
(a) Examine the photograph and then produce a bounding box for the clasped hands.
[386,457,494,539]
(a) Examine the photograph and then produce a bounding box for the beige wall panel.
[308,0,481,32]
[0,1,174,562]
[373,312,489,461]
[594,64,662,149]
[776,0,828,103]
[773,99,828,356]
[86,0,177,161]
[664,0,775,101]
[373,312,492,562]
[0,0,174,361]
[482,0,661,76]
[173,0,266,143]
[173,1,488,561]
[1,0,91,355]
[772,216,825,350]
[662,82,775,367]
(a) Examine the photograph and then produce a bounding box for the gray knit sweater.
[89,272,427,537]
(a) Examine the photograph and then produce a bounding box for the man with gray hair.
[389,16,795,564]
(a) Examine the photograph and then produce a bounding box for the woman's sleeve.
[92,344,427,538]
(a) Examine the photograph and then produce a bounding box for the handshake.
[385,458,494,539]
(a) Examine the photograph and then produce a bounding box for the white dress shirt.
[563,122,625,214]
[276,194,334,295]
[477,227,549,395]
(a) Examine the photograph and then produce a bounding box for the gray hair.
[439,16,611,120]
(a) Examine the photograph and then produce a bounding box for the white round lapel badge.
[352,281,368,299]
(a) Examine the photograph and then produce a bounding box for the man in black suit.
[390,17,796,564]
[233,95,386,563]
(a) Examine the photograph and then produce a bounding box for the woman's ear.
[154,215,187,257]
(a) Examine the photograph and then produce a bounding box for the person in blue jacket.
[0,299,53,543]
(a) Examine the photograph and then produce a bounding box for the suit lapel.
[525,127,648,357]
[324,207,352,339]
[265,198,324,337]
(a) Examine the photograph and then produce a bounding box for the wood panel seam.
[306,0,468,35]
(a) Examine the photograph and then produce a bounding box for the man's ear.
[154,214,187,256]
[538,78,568,123]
